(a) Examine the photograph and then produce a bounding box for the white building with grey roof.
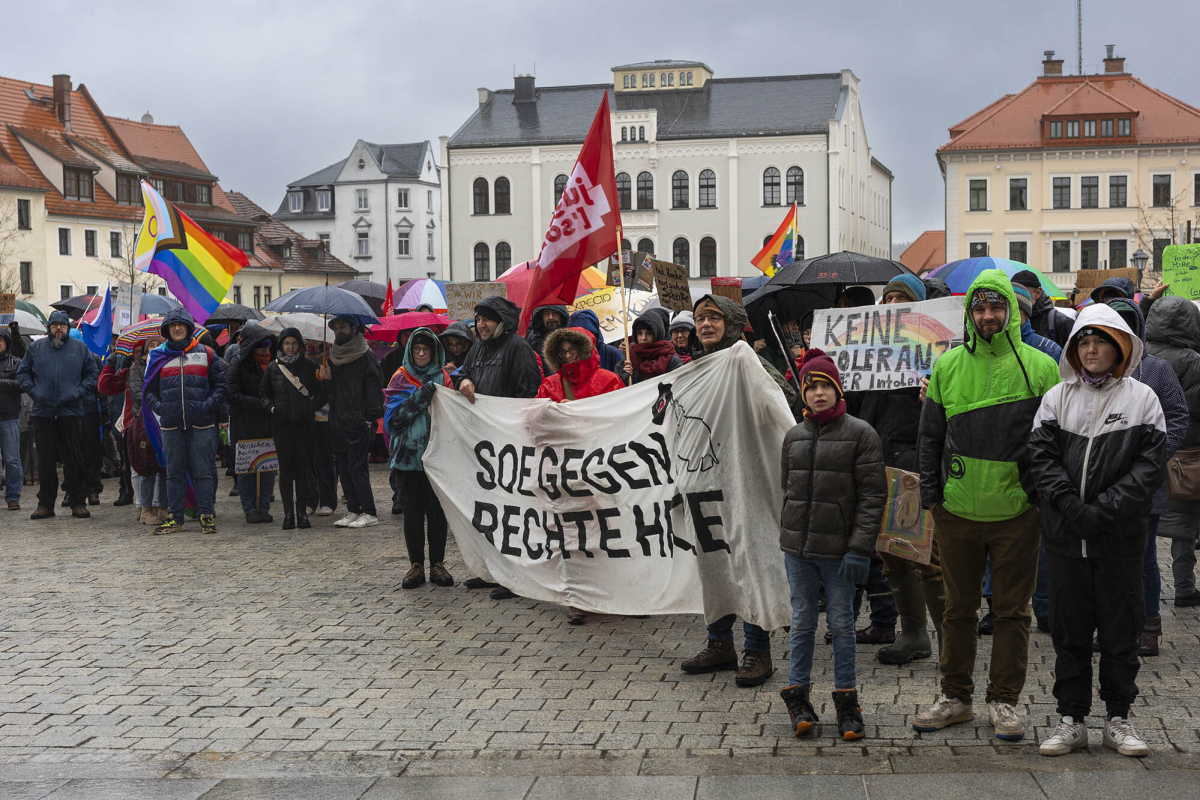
[441,60,892,283]
[275,140,441,285]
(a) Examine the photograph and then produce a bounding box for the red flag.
[383,280,394,317]
[519,93,621,333]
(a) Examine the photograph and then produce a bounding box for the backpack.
[126,415,159,477]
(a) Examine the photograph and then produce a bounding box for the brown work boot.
[734,649,774,687]
[680,638,738,674]
[855,624,896,645]
[401,563,425,590]
[30,506,54,520]
[71,506,90,519]
[429,562,454,587]
[1138,616,1161,657]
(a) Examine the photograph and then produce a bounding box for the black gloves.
[419,382,438,403]
[1061,496,1114,539]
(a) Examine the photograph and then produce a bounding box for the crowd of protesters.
[6,264,1195,756]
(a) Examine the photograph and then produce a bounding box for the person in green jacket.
[911,269,1059,742]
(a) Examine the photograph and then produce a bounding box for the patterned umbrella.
[924,257,1066,299]
[393,279,447,313]
[258,313,329,342]
[114,318,166,356]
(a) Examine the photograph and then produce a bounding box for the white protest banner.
[810,296,963,392]
[568,286,655,344]
[423,342,794,628]
[235,438,279,474]
[445,282,507,322]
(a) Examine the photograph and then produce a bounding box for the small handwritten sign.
[445,282,507,321]
[0,294,13,325]
[235,438,279,474]
[651,260,691,312]
[1162,244,1200,301]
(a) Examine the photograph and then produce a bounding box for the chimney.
[513,75,536,104]
[1103,44,1126,74]
[52,74,71,130]
[1042,50,1063,77]
[477,87,493,108]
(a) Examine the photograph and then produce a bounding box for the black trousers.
[334,423,375,516]
[33,416,85,509]
[117,431,134,499]
[272,420,313,517]
[396,470,447,565]
[1048,549,1144,719]
[852,553,898,630]
[73,410,103,497]
[308,422,337,511]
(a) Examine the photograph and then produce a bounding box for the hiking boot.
[1174,591,1200,608]
[71,506,90,519]
[200,515,217,535]
[429,563,454,587]
[567,608,587,625]
[1138,616,1161,657]
[855,624,896,645]
[401,563,425,590]
[334,512,359,528]
[154,518,183,535]
[833,689,865,740]
[734,649,774,687]
[490,586,517,600]
[1040,716,1088,756]
[1103,717,1149,757]
[245,511,264,524]
[30,506,54,520]
[87,494,99,506]
[680,638,738,674]
[348,514,378,528]
[6,500,18,511]
[296,514,311,530]
[281,514,295,531]
[912,694,973,731]
[780,684,818,736]
[877,571,931,665]
[987,700,1025,741]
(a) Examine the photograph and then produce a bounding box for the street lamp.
[1130,248,1149,290]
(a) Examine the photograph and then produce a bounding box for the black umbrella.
[139,293,183,316]
[263,285,379,328]
[206,303,265,323]
[337,279,387,315]
[50,294,99,320]
[765,251,912,290]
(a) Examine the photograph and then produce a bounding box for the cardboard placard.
[111,282,145,334]
[607,250,654,292]
[0,294,13,326]
[810,296,963,391]
[1162,244,1200,301]
[568,286,654,343]
[444,282,507,321]
[876,467,934,565]
[1075,267,1138,291]
[651,260,691,313]
[235,438,279,474]
[709,277,743,307]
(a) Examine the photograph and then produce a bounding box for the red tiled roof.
[106,115,238,215]
[940,74,1200,152]
[899,230,945,275]
[0,162,41,190]
[225,191,356,275]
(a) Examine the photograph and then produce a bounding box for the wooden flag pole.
[615,224,630,360]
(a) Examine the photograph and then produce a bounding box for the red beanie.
[797,348,844,400]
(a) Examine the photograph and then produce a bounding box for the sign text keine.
[811,296,963,391]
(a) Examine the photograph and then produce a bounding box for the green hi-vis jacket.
[917,269,1060,522]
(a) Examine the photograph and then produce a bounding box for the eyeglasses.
[694,313,724,325]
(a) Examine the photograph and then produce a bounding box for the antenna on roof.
[1076,0,1083,74]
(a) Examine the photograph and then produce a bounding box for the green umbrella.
[16,299,46,324]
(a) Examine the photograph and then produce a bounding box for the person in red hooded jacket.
[536,327,625,402]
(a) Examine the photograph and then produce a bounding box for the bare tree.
[1129,187,1200,289]
[0,203,27,295]
[97,226,162,292]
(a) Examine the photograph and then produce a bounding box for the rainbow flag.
[134,180,247,324]
[751,203,799,277]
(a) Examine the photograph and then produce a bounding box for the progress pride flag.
[519,93,621,333]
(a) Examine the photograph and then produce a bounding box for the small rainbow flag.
[134,180,248,324]
[751,203,799,277]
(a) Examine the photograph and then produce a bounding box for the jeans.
[0,418,22,503]
[397,470,447,565]
[33,415,84,509]
[237,471,275,514]
[786,554,858,690]
[1144,516,1161,618]
[162,426,217,518]
[138,473,165,507]
[706,615,771,652]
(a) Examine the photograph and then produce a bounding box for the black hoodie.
[525,304,569,372]
[0,328,22,421]
[440,321,474,369]
[226,323,275,441]
[260,327,328,425]
[457,296,541,398]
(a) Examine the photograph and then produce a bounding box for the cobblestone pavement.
[0,467,1197,783]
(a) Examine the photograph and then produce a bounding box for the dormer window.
[317,190,331,211]
[195,184,211,205]
[1118,118,1131,136]
[1101,119,1114,137]
[116,173,142,205]
[1049,121,1062,138]
[1066,120,1079,138]
[289,192,303,213]
[63,167,93,202]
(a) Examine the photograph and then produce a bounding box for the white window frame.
[356,230,370,257]
[1105,171,1132,209]
[83,228,99,258]
[397,230,411,258]
[427,190,433,211]
[396,188,409,210]
[316,190,331,212]
[317,233,330,250]
[109,230,123,259]
[427,232,435,258]
[1079,174,1101,209]
[1108,237,1130,269]
[232,286,242,305]
[1048,173,1073,210]
[289,192,303,213]
[966,175,990,212]
[59,283,74,301]
[1151,173,1173,207]
[85,284,100,296]
[1006,238,1030,265]
[57,226,72,256]
[966,237,991,258]
[1007,175,1031,211]
[355,189,369,211]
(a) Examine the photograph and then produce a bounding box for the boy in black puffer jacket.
[778,349,886,741]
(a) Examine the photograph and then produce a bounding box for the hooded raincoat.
[456,296,542,398]
[385,328,453,471]
[691,294,798,408]
[917,270,1060,522]
[536,328,625,402]
[566,309,625,373]
[226,323,275,442]
[525,304,569,372]
[439,321,474,370]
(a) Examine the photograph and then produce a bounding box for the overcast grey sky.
[4,0,1197,247]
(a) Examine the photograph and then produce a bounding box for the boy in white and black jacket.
[1028,304,1166,758]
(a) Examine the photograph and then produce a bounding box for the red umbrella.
[366,311,451,342]
[495,261,608,309]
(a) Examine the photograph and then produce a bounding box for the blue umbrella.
[263,285,379,329]
[925,257,1065,298]
[140,293,183,316]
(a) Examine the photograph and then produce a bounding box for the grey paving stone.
[864,772,1046,799]
[1034,770,1199,795]
[698,775,866,798]
[528,776,698,800]
[197,777,376,800]
[42,779,219,800]
[361,777,533,799]
[0,782,69,800]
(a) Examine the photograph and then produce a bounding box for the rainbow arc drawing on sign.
[820,305,962,391]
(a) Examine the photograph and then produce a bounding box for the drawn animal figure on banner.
[653,382,719,473]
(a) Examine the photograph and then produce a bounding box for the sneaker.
[912,694,973,731]
[1103,717,1149,757]
[154,518,183,535]
[734,649,774,687]
[316,506,334,516]
[200,515,217,535]
[833,689,865,740]
[1039,716,1087,756]
[334,513,359,528]
[401,563,425,590]
[348,514,378,528]
[680,639,738,674]
[987,700,1025,741]
[429,563,454,587]
[779,684,819,736]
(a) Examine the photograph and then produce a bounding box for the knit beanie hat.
[970,287,1006,309]
[1011,270,1041,290]
[797,347,844,401]
[474,304,503,323]
[1011,283,1034,320]
[668,310,695,332]
[882,273,926,303]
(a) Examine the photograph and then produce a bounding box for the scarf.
[278,352,301,365]
[1080,369,1112,387]
[802,398,846,426]
[329,333,369,366]
[253,349,271,366]
[630,340,676,378]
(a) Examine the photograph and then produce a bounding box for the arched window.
[621,238,632,252]
[795,235,805,261]
[671,170,689,209]
[641,74,648,87]
[698,169,716,208]
[673,237,690,268]
[638,126,645,141]
[786,167,804,205]
[667,72,674,86]
[616,172,631,211]
[687,71,693,85]
[623,75,630,89]
[553,174,568,210]
[660,73,667,86]
[637,238,654,255]
[495,242,512,273]
[679,72,685,85]
[636,171,653,209]
[472,177,489,215]
[493,177,510,215]
[762,168,781,206]
[473,242,490,281]
[649,74,656,87]
[699,237,717,277]
[621,127,627,142]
